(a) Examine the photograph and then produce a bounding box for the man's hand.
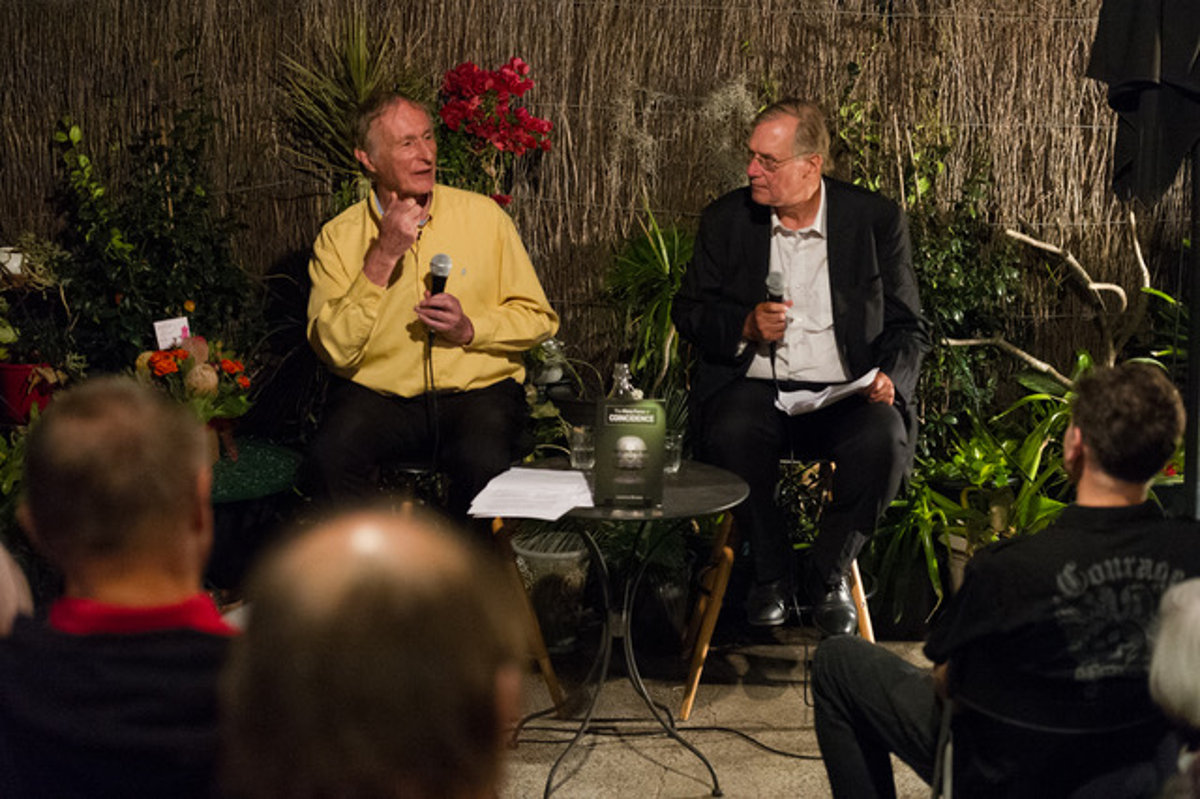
[363,196,428,286]
[742,300,793,343]
[864,371,895,405]
[416,291,474,346]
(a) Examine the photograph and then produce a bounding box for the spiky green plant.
[279,17,433,213]
[606,196,694,399]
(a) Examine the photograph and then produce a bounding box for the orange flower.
[183,300,196,313]
[237,375,250,389]
[149,351,179,376]
[221,358,244,374]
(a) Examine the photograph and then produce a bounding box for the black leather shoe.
[812,578,857,638]
[745,579,792,627]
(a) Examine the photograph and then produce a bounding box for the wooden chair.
[678,460,874,721]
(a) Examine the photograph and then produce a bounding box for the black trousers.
[697,378,908,592]
[812,635,941,799]
[304,377,527,520]
[813,637,1173,798]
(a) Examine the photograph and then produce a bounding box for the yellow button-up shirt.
[307,185,559,397]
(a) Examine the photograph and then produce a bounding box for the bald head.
[222,510,524,799]
[270,511,475,616]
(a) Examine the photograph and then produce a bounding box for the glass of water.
[663,431,683,474]
[568,426,595,470]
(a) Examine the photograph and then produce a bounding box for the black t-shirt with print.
[925,502,1200,730]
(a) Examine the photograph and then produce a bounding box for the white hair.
[1150,578,1200,729]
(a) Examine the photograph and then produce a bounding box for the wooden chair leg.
[680,544,733,722]
[849,558,875,643]
[680,513,736,721]
[491,518,566,713]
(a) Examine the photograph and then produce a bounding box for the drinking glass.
[568,425,595,470]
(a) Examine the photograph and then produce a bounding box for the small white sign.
[153,317,191,349]
[0,248,23,275]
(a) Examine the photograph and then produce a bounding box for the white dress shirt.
[745,179,848,383]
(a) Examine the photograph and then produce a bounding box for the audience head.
[753,98,832,175]
[1066,362,1184,485]
[222,508,525,799]
[19,376,211,576]
[1151,578,1200,730]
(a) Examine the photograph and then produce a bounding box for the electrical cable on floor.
[514,720,825,760]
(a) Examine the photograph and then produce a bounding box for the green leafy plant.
[51,80,256,374]
[1140,286,1188,389]
[835,78,1021,457]
[605,199,694,401]
[869,370,1075,630]
[0,298,18,361]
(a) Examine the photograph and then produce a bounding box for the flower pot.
[512,531,590,653]
[945,530,971,593]
[0,363,55,423]
[207,418,239,463]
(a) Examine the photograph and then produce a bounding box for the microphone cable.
[421,253,454,476]
[424,328,441,475]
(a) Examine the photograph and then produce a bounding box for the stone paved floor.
[501,621,933,798]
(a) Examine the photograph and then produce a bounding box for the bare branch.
[1005,228,1127,313]
[1128,210,1151,290]
[944,337,1073,387]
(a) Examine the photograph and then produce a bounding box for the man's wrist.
[363,242,403,286]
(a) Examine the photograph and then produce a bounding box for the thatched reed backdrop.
[2,0,1193,377]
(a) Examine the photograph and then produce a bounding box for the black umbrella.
[1087,0,1200,516]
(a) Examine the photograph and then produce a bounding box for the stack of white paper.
[775,368,878,416]
[468,467,594,521]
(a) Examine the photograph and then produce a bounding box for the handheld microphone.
[429,253,452,295]
[765,271,786,364]
[765,271,785,303]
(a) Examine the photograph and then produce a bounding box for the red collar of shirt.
[48,594,237,637]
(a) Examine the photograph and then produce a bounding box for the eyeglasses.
[747,150,812,173]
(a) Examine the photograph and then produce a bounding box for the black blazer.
[673,180,931,419]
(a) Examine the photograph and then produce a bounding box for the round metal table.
[515,458,748,798]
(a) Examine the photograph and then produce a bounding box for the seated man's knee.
[839,405,907,475]
[813,634,873,695]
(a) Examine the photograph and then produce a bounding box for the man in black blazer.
[672,98,930,635]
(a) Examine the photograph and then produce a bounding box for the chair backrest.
[945,699,1170,798]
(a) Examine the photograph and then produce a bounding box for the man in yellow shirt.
[305,92,559,519]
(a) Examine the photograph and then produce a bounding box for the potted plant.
[134,335,253,462]
[0,234,79,423]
